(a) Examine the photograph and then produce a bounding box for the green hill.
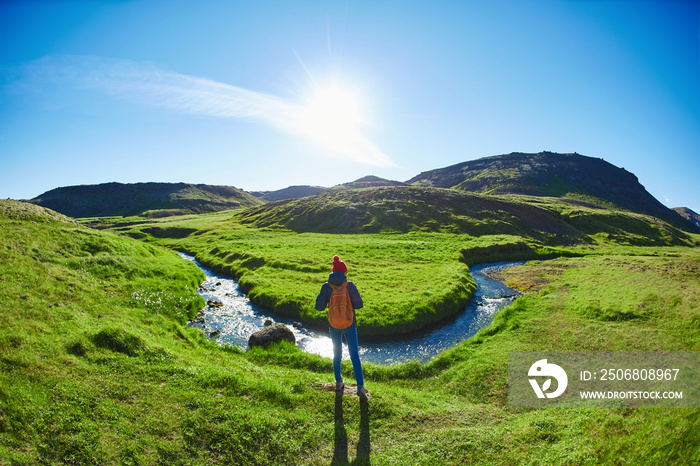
[29,182,263,218]
[407,152,699,233]
[0,198,77,224]
[236,185,694,247]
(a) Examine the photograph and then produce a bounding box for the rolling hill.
[407,152,699,233]
[250,185,326,202]
[29,182,263,218]
[235,185,694,247]
[246,176,405,201]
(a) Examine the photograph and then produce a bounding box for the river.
[182,252,523,365]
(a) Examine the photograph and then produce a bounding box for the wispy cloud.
[16,55,395,167]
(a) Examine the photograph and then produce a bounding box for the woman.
[315,255,367,399]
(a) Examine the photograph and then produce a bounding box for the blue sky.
[1,0,699,212]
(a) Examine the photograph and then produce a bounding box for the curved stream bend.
[182,252,523,365]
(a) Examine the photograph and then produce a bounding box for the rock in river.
[248,323,296,349]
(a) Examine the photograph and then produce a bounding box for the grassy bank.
[120,217,483,336]
[2,199,699,464]
[115,212,593,337]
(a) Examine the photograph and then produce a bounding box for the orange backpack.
[328,282,354,329]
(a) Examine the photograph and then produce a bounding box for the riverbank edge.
[175,245,578,338]
[175,246,476,338]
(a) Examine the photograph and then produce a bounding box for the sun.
[298,85,365,142]
[306,86,363,127]
[288,82,393,167]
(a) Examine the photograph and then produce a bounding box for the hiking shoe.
[357,385,368,399]
[335,380,345,393]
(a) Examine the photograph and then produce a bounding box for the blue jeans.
[329,324,364,387]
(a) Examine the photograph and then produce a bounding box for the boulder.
[248,323,296,349]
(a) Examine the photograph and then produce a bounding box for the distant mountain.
[25,154,699,235]
[327,175,407,191]
[250,185,326,202]
[407,152,699,233]
[673,207,700,230]
[255,176,405,200]
[30,182,263,218]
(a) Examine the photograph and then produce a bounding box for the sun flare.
[298,85,365,142]
[290,83,394,166]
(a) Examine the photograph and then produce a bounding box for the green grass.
[2,199,700,464]
[122,217,484,336]
[120,219,588,337]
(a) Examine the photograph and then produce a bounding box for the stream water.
[182,252,523,365]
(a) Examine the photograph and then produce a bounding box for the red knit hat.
[332,255,347,274]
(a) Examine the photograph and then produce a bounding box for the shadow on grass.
[357,398,371,464]
[332,392,371,465]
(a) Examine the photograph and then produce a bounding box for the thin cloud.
[17,55,395,167]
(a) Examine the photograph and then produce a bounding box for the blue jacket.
[315,272,363,325]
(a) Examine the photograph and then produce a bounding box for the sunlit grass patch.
[129,225,481,336]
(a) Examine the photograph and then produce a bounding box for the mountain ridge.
[26,153,700,233]
[407,151,698,233]
[29,182,263,218]
[250,185,326,202]
[673,207,700,230]
[325,175,407,191]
